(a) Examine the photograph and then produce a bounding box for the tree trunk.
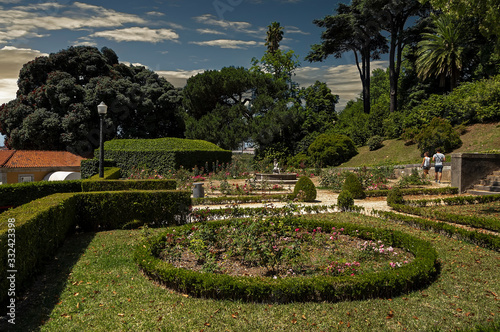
[363,48,371,114]
[389,31,397,113]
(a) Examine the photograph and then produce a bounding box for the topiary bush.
[414,117,462,155]
[293,176,317,202]
[387,186,405,206]
[307,134,357,167]
[337,190,354,211]
[367,135,384,151]
[342,173,366,199]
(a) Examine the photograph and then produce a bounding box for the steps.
[468,170,500,195]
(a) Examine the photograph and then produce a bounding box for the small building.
[0,150,85,185]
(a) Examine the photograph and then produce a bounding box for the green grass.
[6,213,499,331]
[340,121,500,168]
[423,201,500,220]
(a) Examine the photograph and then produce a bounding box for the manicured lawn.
[7,213,500,331]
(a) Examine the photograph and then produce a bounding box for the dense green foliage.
[293,176,317,202]
[414,117,462,154]
[367,135,384,151]
[0,190,191,304]
[341,173,366,199]
[81,179,176,192]
[0,46,183,157]
[98,138,232,176]
[308,134,357,167]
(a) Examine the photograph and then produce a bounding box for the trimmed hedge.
[135,217,438,303]
[375,210,500,251]
[0,180,82,208]
[88,167,121,180]
[0,190,191,304]
[192,194,291,206]
[387,195,500,232]
[365,187,459,197]
[80,159,116,179]
[81,179,177,192]
[97,138,232,176]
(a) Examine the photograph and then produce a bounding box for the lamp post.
[97,101,108,178]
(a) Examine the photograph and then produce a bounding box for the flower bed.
[135,216,438,303]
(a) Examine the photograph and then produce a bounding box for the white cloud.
[0,79,18,105]
[90,27,179,43]
[146,11,165,17]
[196,28,226,35]
[0,46,48,78]
[193,14,251,31]
[295,61,389,109]
[285,25,309,35]
[190,39,261,49]
[157,69,205,88]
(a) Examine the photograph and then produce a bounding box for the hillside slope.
[340,122,500,167]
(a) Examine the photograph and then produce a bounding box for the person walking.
[432,149,445,183]
[421,152,431,178]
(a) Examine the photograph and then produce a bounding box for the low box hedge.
[365,187,459,197]
[0,190,191,304]
[81,179,177,192]
[388,195,500,232]
[0,180,83,208]
[88,167,122,180]
[135,217,438,303]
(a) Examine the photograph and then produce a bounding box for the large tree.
[366,0,426,112]
[265,21,284,55]
[0,46,183,156]
[307,0,388,114]
[416,14,465,91]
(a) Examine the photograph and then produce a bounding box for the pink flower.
[295,228,300,232]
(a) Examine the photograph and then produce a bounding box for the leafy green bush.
[293,176,317,202]
[342,173,366,199]
[367,135,384,151]
[415,117,462,155]
[308,134,357,167]
[387,187,405,206]
[98,138,232,176]
[337,190,354,211]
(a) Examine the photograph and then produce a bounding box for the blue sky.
[0,0,389,146]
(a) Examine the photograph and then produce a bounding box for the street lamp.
[98,101,108,178]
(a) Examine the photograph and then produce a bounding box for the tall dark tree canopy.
[0,46,183,157]
[307,0,388,114]
[265,21,284,54]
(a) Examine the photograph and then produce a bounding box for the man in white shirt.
[432,149,445,183]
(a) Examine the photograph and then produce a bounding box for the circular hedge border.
[135,217,439,303]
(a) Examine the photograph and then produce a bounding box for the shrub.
[342,173,366,199]
[337,190,354,211]
[293,176,317,202]
[414,117,462,155]
[307,134,357,167]
[387,186,405,206]
[367,135,384,151]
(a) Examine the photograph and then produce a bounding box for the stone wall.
[451,153,500,193]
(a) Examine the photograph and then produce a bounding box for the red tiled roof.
[1,150,85,168]
[0,150,15,167]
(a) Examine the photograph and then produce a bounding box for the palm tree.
[416,14,465,90]
[265,22,284,54]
